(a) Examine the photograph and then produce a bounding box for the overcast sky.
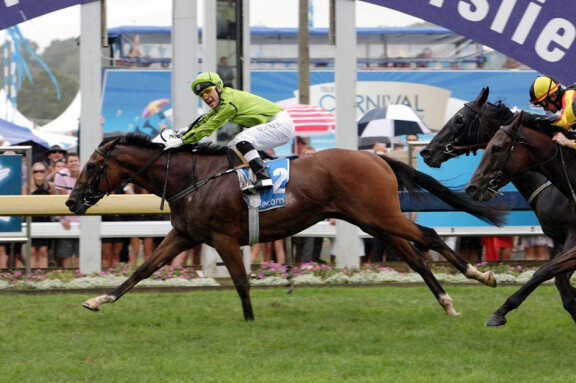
[4,0,421,51]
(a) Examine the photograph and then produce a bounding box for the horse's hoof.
[485,314,506,327]
[82,299,100,312]
[485,271,497,288]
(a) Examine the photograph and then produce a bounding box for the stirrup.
[242,178,273,195]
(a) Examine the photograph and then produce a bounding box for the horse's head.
[466,111,536,201]
[421,87,489,167]
[66,137,125,214]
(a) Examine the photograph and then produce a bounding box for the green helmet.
[191,71,224,95]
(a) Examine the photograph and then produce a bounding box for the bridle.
[484,125,561,199]
[442,102,486,157]
[75,147,115,207]
[77,139,168,207]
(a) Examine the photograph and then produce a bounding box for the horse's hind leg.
[383,235,460,316]
[212,234,254,321]
[83,230,191,311]
[410,223,496,287]
[362,213,496,287]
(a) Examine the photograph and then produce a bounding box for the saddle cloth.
[236,158,289,212]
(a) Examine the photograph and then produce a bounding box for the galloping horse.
[67,133,505,320]
[421,88,576,324]
[466,111,576,326]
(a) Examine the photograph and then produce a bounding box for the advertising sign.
[101,70,172,137]
[0,155,22,232]
[367,0,576,84]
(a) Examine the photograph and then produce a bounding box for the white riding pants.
[228,110,295,150]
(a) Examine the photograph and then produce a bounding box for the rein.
[166,167,236,203]
[83,143,238,208]
[559,144,576,203]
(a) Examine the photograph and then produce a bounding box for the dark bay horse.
[467,111,576,326]
[67,133,506,320]
[421,87,576,324]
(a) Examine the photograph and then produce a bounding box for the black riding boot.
[236,141,273,194]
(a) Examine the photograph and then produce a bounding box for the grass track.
[1,285,575,382]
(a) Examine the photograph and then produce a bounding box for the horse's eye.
[455,115,463,125]
[87,163,96,171]
[492,146,501,153]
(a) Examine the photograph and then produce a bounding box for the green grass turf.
[1,285,575,383]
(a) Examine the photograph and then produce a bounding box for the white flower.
[251,276,287,286]
[139,278,220,287]
[293,274,324,285]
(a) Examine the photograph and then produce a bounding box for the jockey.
[164,71,295,193]
[529,75,576,149]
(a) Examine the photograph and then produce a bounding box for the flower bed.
[0,262,561,290]
[0,265,220,290]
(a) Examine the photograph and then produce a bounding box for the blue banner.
[366,0,576,84]
[0,155,22,232]
[101,70,173,136]
[0,0,93,30]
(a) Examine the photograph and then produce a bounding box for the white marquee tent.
[0,89,78,150]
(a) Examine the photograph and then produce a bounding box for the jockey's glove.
[164,136,184,151]
[174,126,190,138]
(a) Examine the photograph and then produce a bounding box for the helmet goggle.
[198,86,216,99]
[530,78,560,107]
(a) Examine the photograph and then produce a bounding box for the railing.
[0,192,544,275]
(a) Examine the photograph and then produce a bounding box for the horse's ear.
[110,136,122,149]
[475,87,489,107]
[511,111,524,132]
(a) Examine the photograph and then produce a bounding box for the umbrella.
[357,105,431,138]
[142,98,170,119]
[283,104,336,137]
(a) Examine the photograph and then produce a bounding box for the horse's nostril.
[420,149,430,158]
[65,199,74,208]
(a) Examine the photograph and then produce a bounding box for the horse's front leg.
[486,247,576,327]
[212,234,254,321]
[383,235,460,316]
[553,273,576,322]
[83,229,192,311]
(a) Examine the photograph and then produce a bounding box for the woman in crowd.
[23,162,56,268]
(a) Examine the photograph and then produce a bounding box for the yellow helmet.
[529,75,561,106]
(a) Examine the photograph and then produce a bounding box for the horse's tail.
[378,154,508,227]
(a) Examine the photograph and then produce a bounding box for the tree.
[17,71,78,124]
[0,37,79,123]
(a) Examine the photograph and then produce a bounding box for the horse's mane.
[481,100,515,129]
[480,100,564,138]
[98,132,229,155]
